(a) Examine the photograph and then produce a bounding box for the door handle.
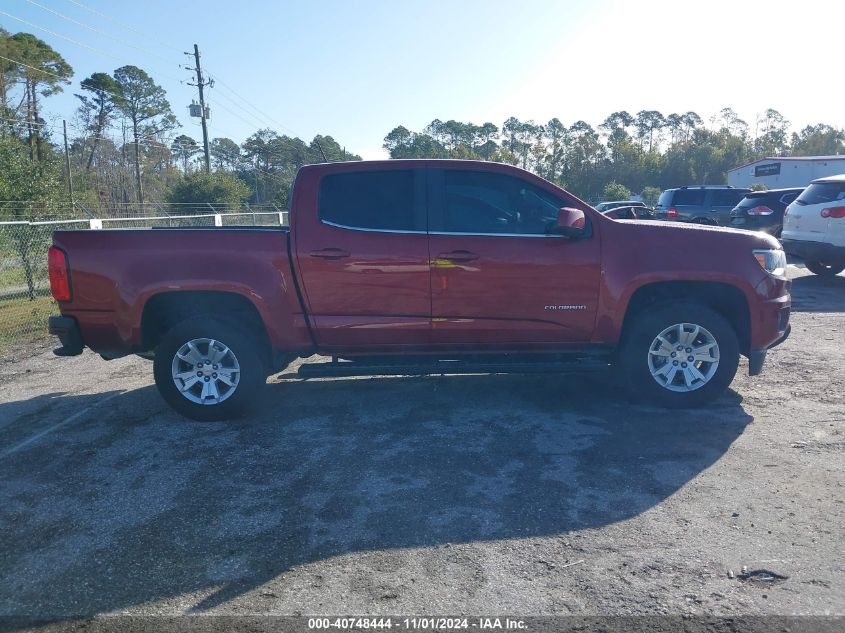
[437,250,479,262]
[309,248,350,260]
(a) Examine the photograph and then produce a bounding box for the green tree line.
[384,110,845,203]
[2,28,844,218]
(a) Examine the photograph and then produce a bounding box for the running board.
[296,359,610,379]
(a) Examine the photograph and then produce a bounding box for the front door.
[427,167,602,348]
[294,166,430,349]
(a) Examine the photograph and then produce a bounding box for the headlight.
[753,249,787,277]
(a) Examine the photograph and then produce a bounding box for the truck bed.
[51,228,311,356]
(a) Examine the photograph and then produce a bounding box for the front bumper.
[48,316,84,356]
[781,239,845,264]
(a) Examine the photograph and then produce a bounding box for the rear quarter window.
[319,170,419,231]
[657,190,674,207]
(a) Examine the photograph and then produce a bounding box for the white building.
[728,156,845,189]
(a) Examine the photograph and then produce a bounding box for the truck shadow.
[790,273,845,312]
[0,372,751,622]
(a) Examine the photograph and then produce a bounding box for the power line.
[207,89,271,130]
[211,76,302,138]
[24,0,178,66]
[62,0,184,54]
[0,9,184,84]
[0,115,183,150]
[0,9,127,62]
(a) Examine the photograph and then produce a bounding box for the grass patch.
[0,294,57,351]
[0,266,27,287]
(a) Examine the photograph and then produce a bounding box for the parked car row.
[595,174,845,277]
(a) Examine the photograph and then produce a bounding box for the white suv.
[781,174,845,276]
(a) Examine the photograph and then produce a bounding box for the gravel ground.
[0,264,843,628]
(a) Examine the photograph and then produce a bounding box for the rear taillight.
[48,246,71,302]
[747,205,775,216]
[667,207,679,218]
[821,206,845,219]
[783,204,790,216]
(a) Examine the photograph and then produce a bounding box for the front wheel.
[805,260,845,277]
[153,317,267,420]
[619,303,740,408]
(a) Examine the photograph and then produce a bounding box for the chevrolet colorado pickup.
[48,160,791,420]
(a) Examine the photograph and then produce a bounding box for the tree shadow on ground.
[0,372,752,623]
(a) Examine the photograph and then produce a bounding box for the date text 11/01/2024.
[307,617,527,630]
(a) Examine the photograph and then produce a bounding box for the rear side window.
[710,189,747,206]
[795,182,845,206]
[671,189,706,206]
[319,170,419,231]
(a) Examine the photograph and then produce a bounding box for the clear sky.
[3,0,843,159]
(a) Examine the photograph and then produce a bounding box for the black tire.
[619,303,740,408]
[153,317,267,421]
[805,260,845,277]
[691,217,716,226]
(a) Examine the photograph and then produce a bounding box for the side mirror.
[549,207,586,237]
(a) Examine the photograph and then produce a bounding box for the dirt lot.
[1,264,843,627]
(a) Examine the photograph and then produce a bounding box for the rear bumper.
[730,215,781,235]
[781,239,845,264]
[48,316,84,356]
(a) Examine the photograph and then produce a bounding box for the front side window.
[437,170,564,235]
[795,182,845,206]
[319,170,419,231]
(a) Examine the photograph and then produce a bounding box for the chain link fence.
[0,204,289,351]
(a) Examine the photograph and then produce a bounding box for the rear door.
[293,166,431,349]
[427,167,602,347]
[708,189,750,225]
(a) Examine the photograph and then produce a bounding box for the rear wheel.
[619,303,740,408]
[153,317,267,420]
[805,260,845,277]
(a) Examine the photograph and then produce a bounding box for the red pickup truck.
[48,160,791,420]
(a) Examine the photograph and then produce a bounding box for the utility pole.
[62,119,74,204]
[186,44,212,173]
[254,157,260,203]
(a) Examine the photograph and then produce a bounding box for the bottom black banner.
[1,616,842,633]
